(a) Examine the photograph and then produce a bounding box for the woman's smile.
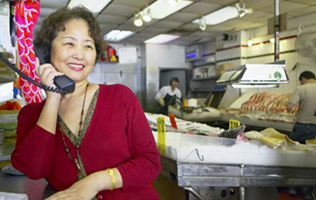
[68,63,85,71]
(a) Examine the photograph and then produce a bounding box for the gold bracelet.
[108,168,115,191]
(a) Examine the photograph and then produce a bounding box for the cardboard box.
[215,64,235,76]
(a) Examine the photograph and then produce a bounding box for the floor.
[278,187,307,200]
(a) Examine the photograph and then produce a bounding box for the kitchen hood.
[216,61,288,88]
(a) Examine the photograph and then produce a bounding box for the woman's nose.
[73,46,84,60]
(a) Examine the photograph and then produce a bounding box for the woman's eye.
[85,45,93,49]
[64,42,74,46]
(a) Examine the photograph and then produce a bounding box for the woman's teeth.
[68,64,83,69]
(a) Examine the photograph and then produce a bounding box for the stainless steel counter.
[0,172,56,200]
[161,155,316,200]
[161,155,316,187]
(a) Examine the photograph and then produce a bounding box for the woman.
[11,7,161,200]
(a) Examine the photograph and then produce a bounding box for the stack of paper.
[0,192,28,200]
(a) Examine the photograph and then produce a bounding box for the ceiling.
[37,0,316,46]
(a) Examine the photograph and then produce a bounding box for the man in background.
[156,77,182,115]
[286,71,316,143]
[286,71,316,200]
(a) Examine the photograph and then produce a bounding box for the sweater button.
[97,194,103,199]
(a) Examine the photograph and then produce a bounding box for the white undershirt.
[155,85,182,101]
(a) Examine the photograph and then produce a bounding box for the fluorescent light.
[104,30,135,42]
[148,0,193,19]
[232,84,279,88]
[145,34,180,44]
[193,6,239,25]
[68,0,111,13]
[168,0,178,7]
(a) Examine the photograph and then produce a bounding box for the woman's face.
[50,18,96,83]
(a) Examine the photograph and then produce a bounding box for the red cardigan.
[11,84,161,200]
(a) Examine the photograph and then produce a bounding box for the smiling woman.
[11,6,161,200]
[50,19,97,82]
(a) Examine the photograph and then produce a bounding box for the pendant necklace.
[60,83,89,176]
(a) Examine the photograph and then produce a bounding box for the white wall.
[146,43,190,69]
[0,1,13,51]
[88,43,142,84]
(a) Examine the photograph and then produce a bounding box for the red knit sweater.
[11,84,161,200]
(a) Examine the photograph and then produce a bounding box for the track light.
[235,3,245,17]
[235,1,253,18]
[248,40,253,47]
[270,38,275,43]
[142,8,152,22]
[199,18,206,31]
[134,14,143,27]
[134,7,152,27]
[248,34,253,47]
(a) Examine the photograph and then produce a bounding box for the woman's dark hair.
[299,71,315,80]
[169,77,179,85]
[33,6,104,61]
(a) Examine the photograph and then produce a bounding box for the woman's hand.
[45,168,123,200]
[45,175,99,200]
[35,58,64,134]
[35,58,64,100]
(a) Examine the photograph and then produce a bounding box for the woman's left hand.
[45,175,98,200]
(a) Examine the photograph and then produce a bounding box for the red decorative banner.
[15,0,42,104]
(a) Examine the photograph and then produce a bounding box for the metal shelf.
[193,62,216,68]
[190,88,226,93]
[191,76,220,81]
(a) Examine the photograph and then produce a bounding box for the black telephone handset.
[34,46,75,93]
[0,47,75,94]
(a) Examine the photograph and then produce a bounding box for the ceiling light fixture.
[235,3,245,17]
[147,0,193,19]
[192,7,239,25]
[142,8,152,22]
[248,34,254,47]
[144,34,180,44]
[235,0,253,18]
[104,30,135,42]
[67,0,111,14]
[270,38,275,43]
[199,18,206,31]
[192,3,253,26]
[247,40,253,47]
[168,0,178,7]
[134,14,143,27]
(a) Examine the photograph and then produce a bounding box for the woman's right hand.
[35,58,64,100]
